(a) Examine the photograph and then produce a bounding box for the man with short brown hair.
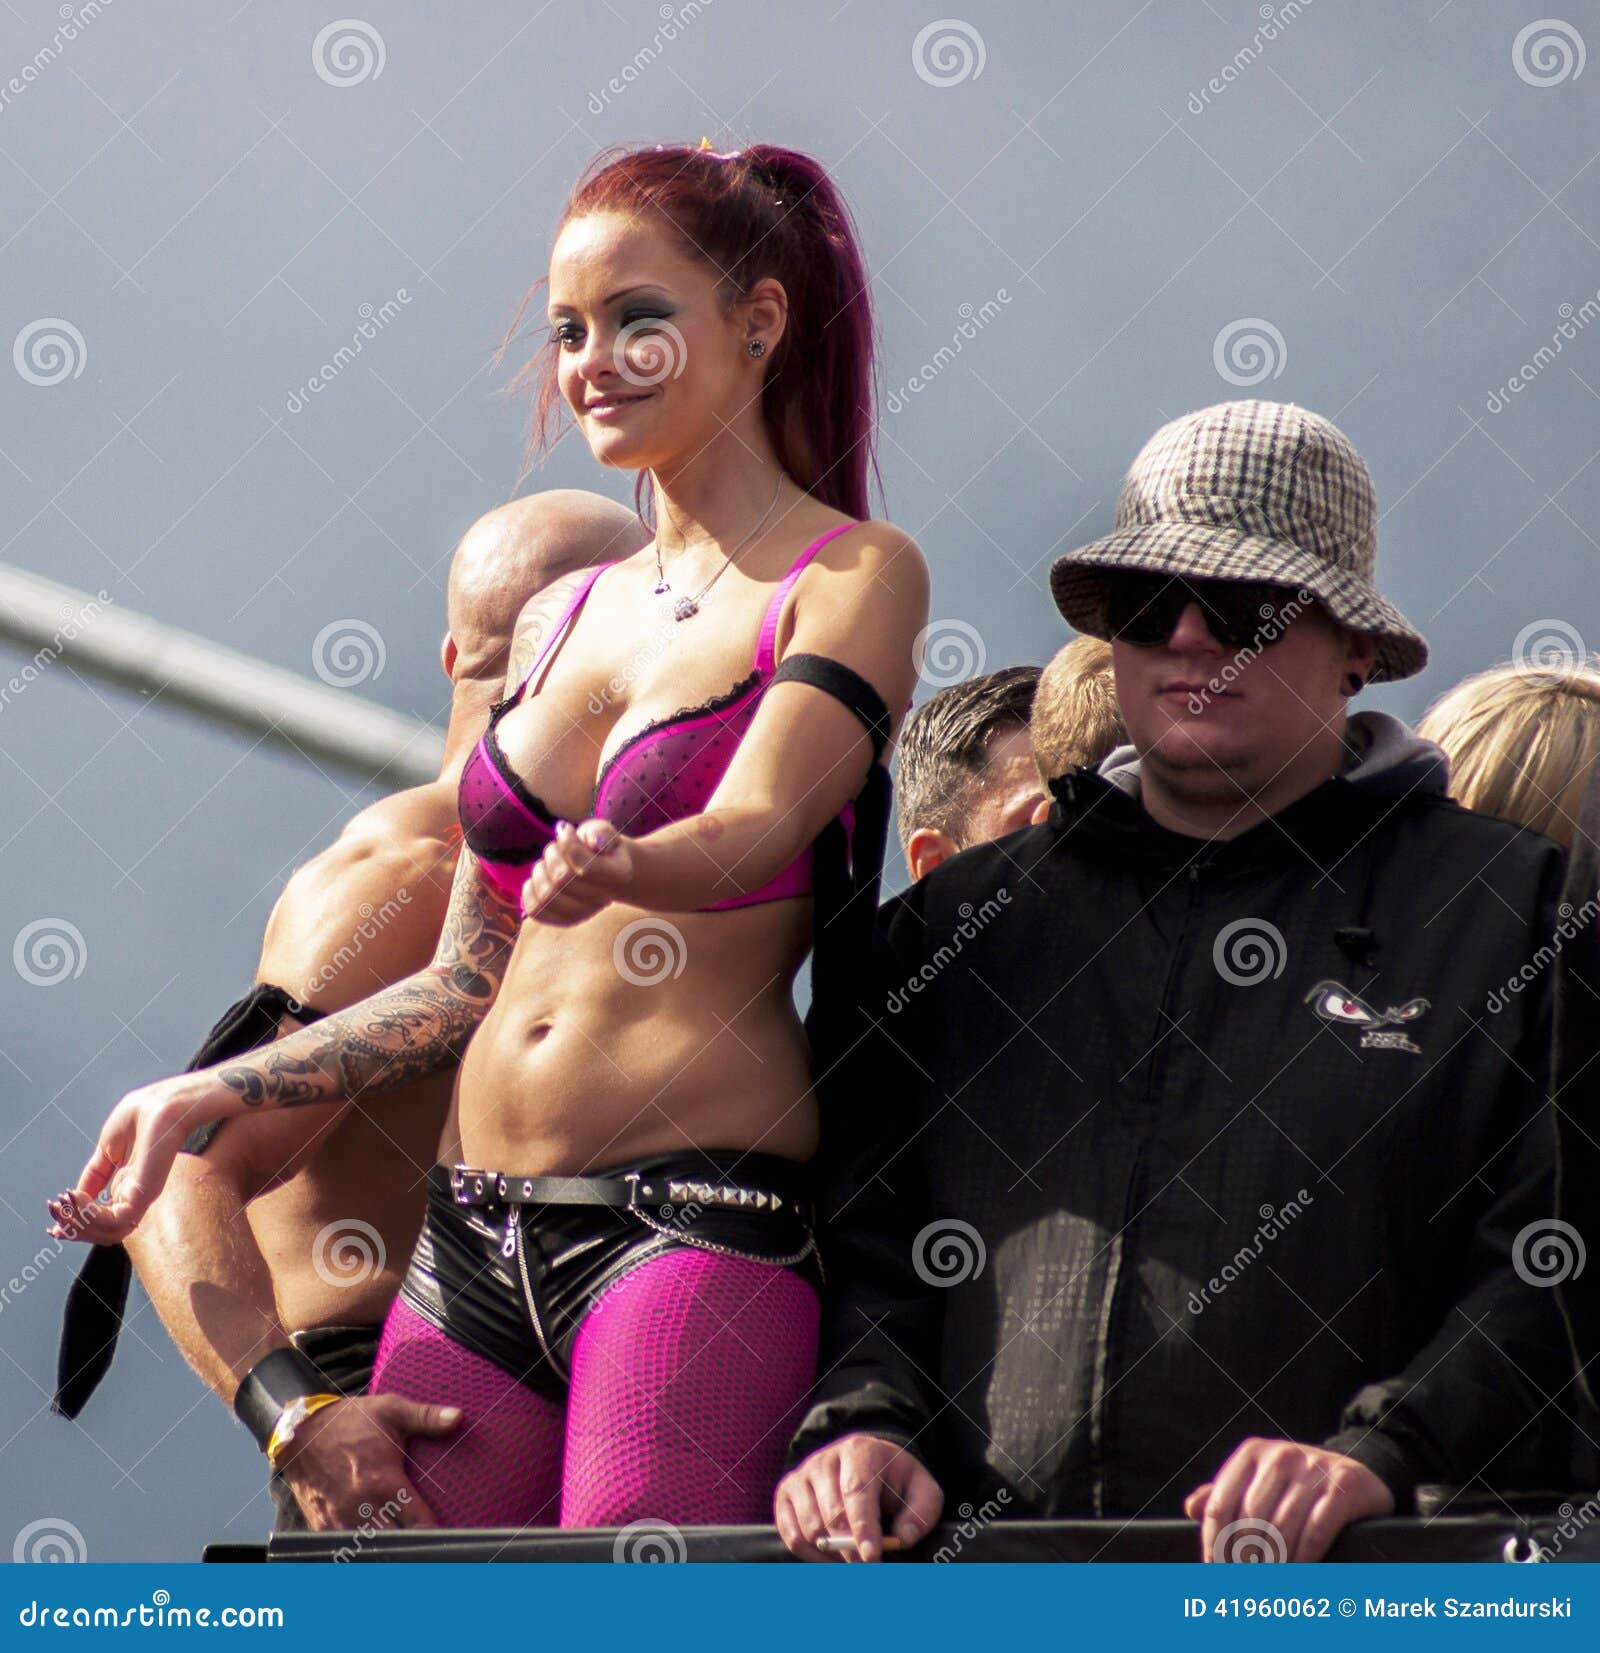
[894,667,1044,881]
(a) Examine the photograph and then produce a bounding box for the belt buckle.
[449,1165,467,1203]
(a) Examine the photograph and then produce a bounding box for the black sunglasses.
[1103,573,1308,650]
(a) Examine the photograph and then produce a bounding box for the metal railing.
[201,1513,1600,1564]
[0,561,443,788]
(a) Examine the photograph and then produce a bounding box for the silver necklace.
[652,473,784,622]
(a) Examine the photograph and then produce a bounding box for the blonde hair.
[1417,661,1600,849]
[1030,635,1126,784]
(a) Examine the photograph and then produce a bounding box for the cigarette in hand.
[813,1534,904,1554]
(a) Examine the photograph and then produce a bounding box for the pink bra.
[458,522,887,914]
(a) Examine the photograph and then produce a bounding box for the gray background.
[2,0,1596,1560]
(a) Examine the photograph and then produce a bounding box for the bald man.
[54,490,647,1534]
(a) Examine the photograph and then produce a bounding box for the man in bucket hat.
[779,401,1587,1562]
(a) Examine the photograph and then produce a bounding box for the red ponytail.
[501,142,880,520]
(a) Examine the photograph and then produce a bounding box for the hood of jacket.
[1093,709,1447,800]
[1049,710,1449,871]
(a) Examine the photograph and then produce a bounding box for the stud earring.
[746,338,767,359]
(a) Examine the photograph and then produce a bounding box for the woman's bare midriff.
[446,894,820,1175]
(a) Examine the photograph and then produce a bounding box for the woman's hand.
[46,1075,215,1245]
[521,818,634,926]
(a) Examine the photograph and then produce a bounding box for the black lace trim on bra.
[479,721,564,835]
[591,668,764,800]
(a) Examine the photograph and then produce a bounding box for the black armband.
[233,1346,333,1452]
[769,652,891,764]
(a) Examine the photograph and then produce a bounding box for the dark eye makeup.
[548,303,676,350]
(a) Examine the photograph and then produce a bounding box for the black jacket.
[792,713,1581,1516]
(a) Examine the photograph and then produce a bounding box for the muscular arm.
[209,847,515,1113]
[194,569,600,1112]
[122,1110,317,1402]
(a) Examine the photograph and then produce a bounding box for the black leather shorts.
[392,1149,822,1405]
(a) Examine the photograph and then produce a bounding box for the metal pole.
[0,562,444,788]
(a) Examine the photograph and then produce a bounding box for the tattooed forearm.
[214,845,521,1112]
[215,982,483,1108]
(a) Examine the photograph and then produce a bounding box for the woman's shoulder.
[808,514,929,602]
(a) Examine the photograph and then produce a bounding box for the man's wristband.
[265,1393,344,1470]
[233,1346,333,1453]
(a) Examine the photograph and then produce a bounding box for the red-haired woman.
[52,142,929,1529]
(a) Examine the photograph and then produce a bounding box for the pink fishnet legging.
[368,1246,820,1527]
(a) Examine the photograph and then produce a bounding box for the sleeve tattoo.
[216,855,521,1110]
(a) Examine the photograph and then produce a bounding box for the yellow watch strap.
[265,1392,343,1471]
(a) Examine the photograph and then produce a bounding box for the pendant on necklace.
[653,578,671,595]
[673,596,699,622]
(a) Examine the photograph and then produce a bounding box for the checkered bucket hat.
[1049,400,1428,682]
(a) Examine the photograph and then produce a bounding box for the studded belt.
[448,1164,806,1216]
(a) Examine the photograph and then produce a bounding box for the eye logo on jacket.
[1304,980,1430,1054]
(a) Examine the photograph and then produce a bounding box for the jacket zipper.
[1089,856,1205,1515]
